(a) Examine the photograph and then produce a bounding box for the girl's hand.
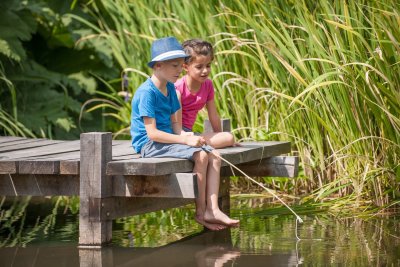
[185,136,206,147]
[233,142,242,147]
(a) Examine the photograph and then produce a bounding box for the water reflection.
[0,230,300,266]
[0,196,399,266]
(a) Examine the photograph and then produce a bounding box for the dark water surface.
[0,196,399,266]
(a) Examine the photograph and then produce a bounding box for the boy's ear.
[153,62,162,70]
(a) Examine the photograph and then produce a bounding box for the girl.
[175,39,237,148]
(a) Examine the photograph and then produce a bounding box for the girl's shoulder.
[174,76,186,92]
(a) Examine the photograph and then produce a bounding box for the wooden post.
[204,118,231,133]
[79,132,112,247]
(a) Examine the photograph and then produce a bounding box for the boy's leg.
[201,132,235,149]
[204,150,240,226]
[192,151,225,231]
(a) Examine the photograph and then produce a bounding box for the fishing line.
[204,148,304,237]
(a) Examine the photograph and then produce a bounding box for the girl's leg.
[192,151,226,231]
[202,132,235,149]
[203,150,240,226]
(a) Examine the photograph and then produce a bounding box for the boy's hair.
[182,39,214,63]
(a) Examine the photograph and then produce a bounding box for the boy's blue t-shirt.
[130,78,181,153]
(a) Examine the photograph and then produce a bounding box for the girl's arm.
[144,117,204,146]
[206,99,222,132]
[175,90,193,136]
[175,90,184,134]
[171,111,182,135]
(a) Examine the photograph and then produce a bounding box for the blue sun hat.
[148,37,189,68]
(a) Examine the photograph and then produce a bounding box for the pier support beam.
[79,132,112,247]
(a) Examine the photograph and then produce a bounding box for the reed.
[74,0,400,206]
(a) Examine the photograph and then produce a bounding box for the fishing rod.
[201,145,304,239]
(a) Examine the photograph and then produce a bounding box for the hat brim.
[148,54,189,68]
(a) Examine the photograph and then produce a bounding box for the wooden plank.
[0,139,64,153]
[0,138,41,148]
[107,157,194,176]
[110,142,135,157]
[18,160,60,174]
[0,161,17,174]
[221,156,299,177]
[0,174,79,196]
[79,132,112,246]
[60,160,79,175]
[106,142,291,176]
[96,197,193,221]
[1,140,80,160]
[113,173,198,198]
[0,136,27,143]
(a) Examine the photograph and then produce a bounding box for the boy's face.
[156,58,185,83]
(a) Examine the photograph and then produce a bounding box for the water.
[0,196,399,266]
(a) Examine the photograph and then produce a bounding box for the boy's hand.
[184,136,206,147]
[180,131,194,136]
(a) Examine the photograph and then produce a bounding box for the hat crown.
[151,37,183,58]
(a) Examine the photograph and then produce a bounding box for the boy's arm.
[144,117,204,146]
[206,99,222,132]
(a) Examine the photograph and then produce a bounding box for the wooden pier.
[0,131,298,247]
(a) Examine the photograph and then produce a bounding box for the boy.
[131,37,239,230]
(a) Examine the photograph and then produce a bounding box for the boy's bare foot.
[204,209,240,227]
[195,215,226,231]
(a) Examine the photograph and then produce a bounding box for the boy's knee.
[193,150,208,163]
[209,150,221,164]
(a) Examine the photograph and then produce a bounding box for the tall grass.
[74,0,400,207]
[0,64,35,137]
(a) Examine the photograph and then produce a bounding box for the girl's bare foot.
[204,209,240,227]
[195,215,226,231]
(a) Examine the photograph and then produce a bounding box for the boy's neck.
[185,75,202,92]
[151,74,167,94]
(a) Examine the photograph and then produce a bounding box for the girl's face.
[184,55,212,83]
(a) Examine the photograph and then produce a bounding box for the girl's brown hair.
[182,39,214,63]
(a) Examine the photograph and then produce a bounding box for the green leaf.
[68,72,97,95]
[55,117,76,132]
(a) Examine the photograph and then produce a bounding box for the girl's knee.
[226,133,235,146]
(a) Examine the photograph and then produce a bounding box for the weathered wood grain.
[113,173,198,198]
[0,174,79,196]
[221,156,299,177]
[0,139,63,152]
[1,140,80,160]
[0,136,27,143]
[0,161,17,174]
[79,132,113,246]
